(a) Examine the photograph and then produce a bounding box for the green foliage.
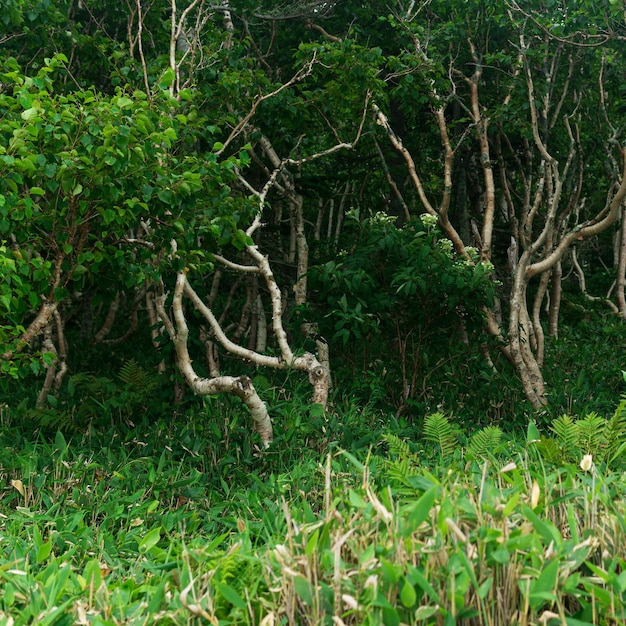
[533,403,626,469]
[422,412,457,459]
[310,213,496,413]
[1,394,626,624]
[466,426,504,461]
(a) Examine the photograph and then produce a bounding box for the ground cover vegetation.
[1,0,626,623]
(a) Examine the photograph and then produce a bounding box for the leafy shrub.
[309,213,496,415]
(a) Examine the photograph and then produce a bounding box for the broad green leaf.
[527,421,540,444]
[116,96,133,109]
[414,605,440,620]
[82,559,103,590]
[54,430,67,454]
[400,578,417,608]
[529,558,559,609]
[21,106,42,120]
[349,489,367,508]
[407,486,438,530]
[36,540,52,563]
[293,576,313,606]
[138,526,161,553]
[520,505,561,546]
[305,528,319,555]
[216,581,247,609]
[103,209,116,224]
[158,68,175,89]
[408,566,440,604]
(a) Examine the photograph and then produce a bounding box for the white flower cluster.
[419,213,438,228]
[371,211,397,225]
[436,238,453,258]
[465,246,479,261]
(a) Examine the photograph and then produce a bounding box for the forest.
[1,0,626,623]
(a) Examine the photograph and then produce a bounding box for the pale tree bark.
[92,292,120,344]
[156,272,274,445]
[146,290,166,374]
[375,18,626,409]
[614,207,626,318]
[571,246,619,315]
[36,323,57,409]
[501,35,626,406]
[35,310,67,408]
[548,261,562,339]
[2,253,64,362]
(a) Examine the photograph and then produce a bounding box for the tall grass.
[0,399,625,624]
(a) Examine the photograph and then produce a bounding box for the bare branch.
[213,253,261,273]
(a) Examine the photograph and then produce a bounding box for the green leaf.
[409,566,441,604]
[36,540,52,563]
[520,505,561,546]
[82,559,103,590]
[309,403,325,418]
[305,528,319,556]
[529,558,559,609]
[407,486,438,531]
[215,581,247,609]
[116,96,133,109]
[21,107,42,121]
[293,576,313,606]
[54,430,67,454]
[527,421,540,444]
[348,489,367,508]
[138,526,161,553]
[159,68,176,89]
[414,605,440,620]
[400,578,417,608]
[103,209,116,224]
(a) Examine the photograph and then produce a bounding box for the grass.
[0,396,626,625]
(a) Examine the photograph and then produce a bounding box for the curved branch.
[528,148,626,278]
[156,271,273,445]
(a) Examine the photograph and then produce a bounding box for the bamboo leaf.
[138,526,161,553]
[215,581,247,609]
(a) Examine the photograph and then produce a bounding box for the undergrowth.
[1,392,626,624]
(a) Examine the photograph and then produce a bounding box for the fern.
[423,412,456,459]
[536,436,563,464]
[603,399,626,464]
[118,359,158,396]
[550,414,579,460]
[576,413,607,455]
[467,426,503,460]
[370,434,423,494]
[382,433,418,464]
[25,407,78,434]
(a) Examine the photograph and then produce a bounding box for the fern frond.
[119,359,157,393]
[536,436,563,464]
[386,459,414,487]
[26,408,78,433]
[382,433,416,462]
[467,426,503,460]
[550,415,579,459]
[576,413,607,455]
[423,412,456,459]
[604,399,626,463]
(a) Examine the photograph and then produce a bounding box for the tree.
[368,0,626,407]
[0,2,378,442]
[2,0,625,433]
